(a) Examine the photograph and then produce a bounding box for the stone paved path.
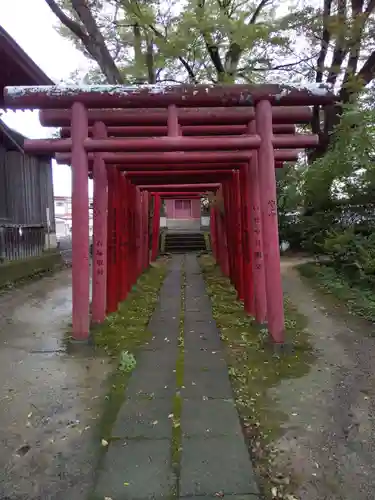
[94,254,259,499]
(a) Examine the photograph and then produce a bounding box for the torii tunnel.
[3,83,334,343]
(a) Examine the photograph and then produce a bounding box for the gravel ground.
[0,269,109,500]
[271,259,375,500]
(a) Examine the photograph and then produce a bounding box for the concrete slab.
[186,291,208,298]
[185,304,212,313]
[159,306,181,315]
[184,322,219,334]
[185,286,206,296]
[185,314,214,323]
[142,340,179,353]
[185,323,219,339]
[184,318,217,332]
[185,278,206,285]
[158,287,181,297]
[148,318,180,338]
[183,349,227,371]
[149,312,180,324]
[180,436,259,497]
[182,399,242,437]
[94,439,173,499]
[145,332,179,351]
[184,328,220,340]
[126,365,177,399]
[182,367,233,399]
[112,398,174,439]
[185,296,209,305]
[92,254,260,500]
[181,496,260,499]
[134,349,177,371]
[159,284,181,293]
[184,332,223,351]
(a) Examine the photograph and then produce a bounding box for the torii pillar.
[151,194,161,261]
[91,121,108,324]
[256,100,284,342]
[71,102,90,340]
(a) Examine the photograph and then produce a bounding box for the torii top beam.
[59,123,296,138]
[125,169,233,178]
[157,193,203,197]
[4,83,334,110]
[153,192,215,196]
[42,107,313,127]
[23,134,316,155]
[87,163,288,180]
[138,183,220,190]
[55,149,301,166]
[128,173,231,185]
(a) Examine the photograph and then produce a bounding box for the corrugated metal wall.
[0,143,55,230]
[0,145,8,221]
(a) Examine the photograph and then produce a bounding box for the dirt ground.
[274,258,375,500]
[0,270,110,500]
[2,259,375,499]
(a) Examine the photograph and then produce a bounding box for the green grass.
[89,257,169,463]
[160,229,167,254]
[87,257,170,499]
[298,262,375,324]
[203,232,211,252]
[199,254,315,498]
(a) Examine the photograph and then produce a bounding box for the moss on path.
[88,257,169,490]
[199,254,315,499]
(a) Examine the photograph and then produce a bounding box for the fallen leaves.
[272,486,298,499]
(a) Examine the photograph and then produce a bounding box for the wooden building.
[164,198,202,230]
[0,24,56,260]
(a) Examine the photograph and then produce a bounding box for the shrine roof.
[0,24,54,107]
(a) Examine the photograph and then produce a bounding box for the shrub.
[322,229,375,286]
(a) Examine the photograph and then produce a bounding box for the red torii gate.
[3,83,334,344]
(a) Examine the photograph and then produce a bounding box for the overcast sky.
[1,0,91,196]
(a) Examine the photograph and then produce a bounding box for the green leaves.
[50,0,308,85]
[304,100,375,209]
[118,350,136,372]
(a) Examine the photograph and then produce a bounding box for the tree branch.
[249,0,271,24]
[224,0,271,80]
[340,0,375,102]
[356,49,375,86]
[316,0,333,83]
[196,0,225,80]
[326,0,348,86]
[122,0,198,83]
[44,0,123,83]
[70,0,124,83]
[44,0,87,41]
[239,54,317,72]
[144,33,156,84]
[146,24,198,83]
[365,0,375,14]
